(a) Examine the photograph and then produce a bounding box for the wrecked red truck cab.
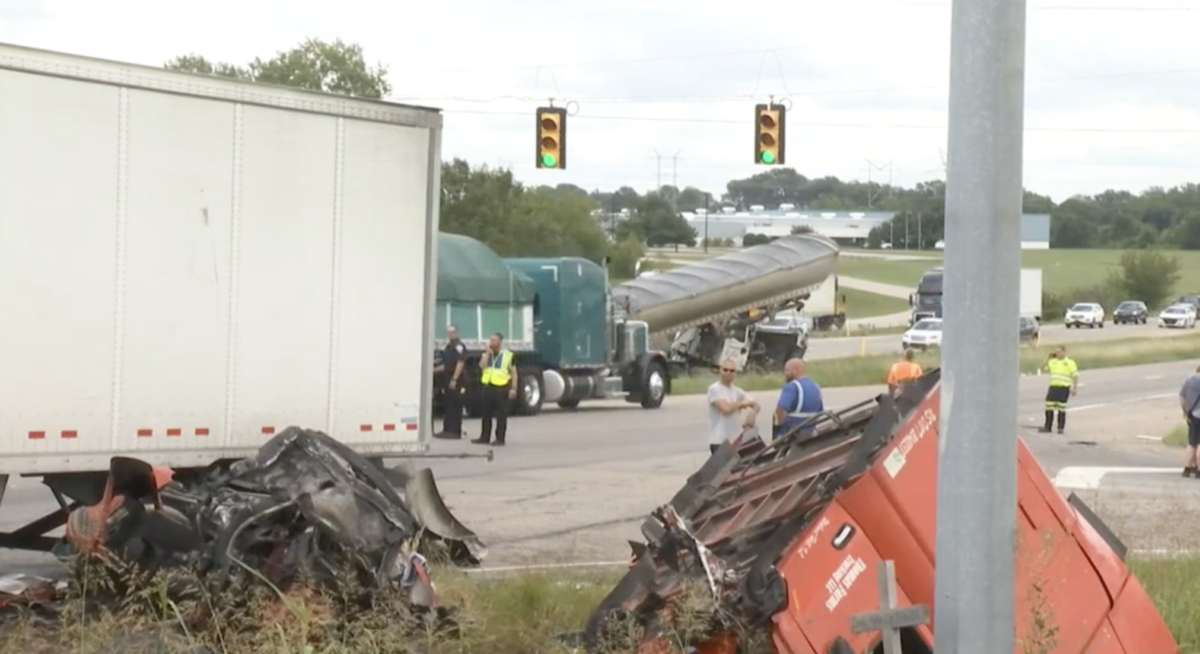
[584,369,1179,654]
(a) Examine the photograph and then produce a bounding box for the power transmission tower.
[653,149,682,190]
[865,159,894,207]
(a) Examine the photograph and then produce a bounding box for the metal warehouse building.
[681,208,1050,249]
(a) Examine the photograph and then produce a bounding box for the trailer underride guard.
[581,370,1179,654]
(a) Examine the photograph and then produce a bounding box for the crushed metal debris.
[0,427,485,634]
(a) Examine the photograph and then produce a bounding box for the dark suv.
[1113,300,1148,325]
[1175,294,1200,312]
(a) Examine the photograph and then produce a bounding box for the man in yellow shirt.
[887,349,924,396]
[1039,345,1078,435]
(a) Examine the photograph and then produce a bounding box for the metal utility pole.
[703,196,710,253]
[935,0,1026,653]
[671,150,681,188]
[653,149,663,189]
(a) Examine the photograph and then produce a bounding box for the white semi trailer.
[0,43,443,552]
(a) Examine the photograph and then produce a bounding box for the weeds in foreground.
[5,496,1200,654]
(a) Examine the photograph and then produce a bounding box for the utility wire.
[392,65,1200,105]
[391,5,1194,76]
[446,108,1200,134]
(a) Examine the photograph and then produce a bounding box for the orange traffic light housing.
[536,106,567,170]
[754,103,786,165]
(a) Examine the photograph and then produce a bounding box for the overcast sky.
[3,0,1200,202]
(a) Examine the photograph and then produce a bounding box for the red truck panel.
[581,371,1179,654]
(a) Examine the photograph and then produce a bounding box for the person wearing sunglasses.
[706,359,760,454]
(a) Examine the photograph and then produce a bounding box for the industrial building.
[681,207,1051,249]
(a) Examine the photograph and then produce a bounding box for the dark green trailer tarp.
[437,233,536,305]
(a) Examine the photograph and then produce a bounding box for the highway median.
[672,332,1200,394]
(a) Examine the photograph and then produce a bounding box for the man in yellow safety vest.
[471,332,518,446]
[1039,345,1078,435]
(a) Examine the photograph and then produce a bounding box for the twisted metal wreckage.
[0,427,487,629]
[578,371,1180,654]
[0,376,1183,654]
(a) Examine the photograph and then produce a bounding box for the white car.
[1064,302,1105,329]
[1158,304,1197,329]
[902,318,943,350]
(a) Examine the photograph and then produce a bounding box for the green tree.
[165,38,391,98]
[607,237,646,280]
[1173,211,1200,250]
[1107,249,1182,309]
[617,193,696,248]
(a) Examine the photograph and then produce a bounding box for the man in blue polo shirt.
[773,358,825,440]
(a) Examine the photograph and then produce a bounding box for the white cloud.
[4,0,1200,201]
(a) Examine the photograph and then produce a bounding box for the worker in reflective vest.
[471,332,517,447]
[887,349,924,396]
[1040,345,1078,435]
[774,358,825,440]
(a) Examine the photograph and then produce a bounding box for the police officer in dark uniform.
[434,325,468,439]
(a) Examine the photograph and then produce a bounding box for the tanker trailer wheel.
[640,362,666,409]
[515,369,544,416]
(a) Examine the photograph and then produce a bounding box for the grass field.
[672,333,1200,393]
[841,287,908,319]
[1165,423,1190,447]
[836,249,1200,299]
[5,558,1197,653]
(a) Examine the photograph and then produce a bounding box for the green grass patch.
[836,249,1200,299]
[809,324,909,339]
[5,561,1194,653]
[1130,557,1200,649]
[841,287,909,320]
[1165,424,1190,448]
[671,333,1200,393]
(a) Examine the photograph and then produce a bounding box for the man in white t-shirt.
[706,359,759,454]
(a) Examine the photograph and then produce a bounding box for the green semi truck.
[432,233,670,417]
[432,232,840,417]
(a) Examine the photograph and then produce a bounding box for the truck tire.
[789,344,807,361]
[515,370,544,416]
[557,398,581,409]
[640,362,667,409]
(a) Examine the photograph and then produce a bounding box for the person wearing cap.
[887,349,924,396]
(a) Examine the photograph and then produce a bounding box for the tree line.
[163,37,1200,279]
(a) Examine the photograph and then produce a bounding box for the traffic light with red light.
[536,106,567,169]
[754,103,786,165]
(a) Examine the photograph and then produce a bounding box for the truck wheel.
[557,398,581,409]
[788,345,807,360]
[515,371,544,416]
[640,362,666,409]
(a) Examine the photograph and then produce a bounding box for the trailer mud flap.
[405,468,488,565]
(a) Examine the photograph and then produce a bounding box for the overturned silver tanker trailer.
[611,235,840,372]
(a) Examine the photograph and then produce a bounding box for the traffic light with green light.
[754,103,786,165]
[535,106,567,170]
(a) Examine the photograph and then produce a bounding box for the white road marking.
[1144,375,1164,381]
[467,547,1200,576]
[1067,403,1107,413]
[1135,434,1163,441]
[1053,466,1181,490]
[465,560,628,574]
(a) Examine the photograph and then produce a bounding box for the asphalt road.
[2,360,1195,571]
[807,320,1196,360]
